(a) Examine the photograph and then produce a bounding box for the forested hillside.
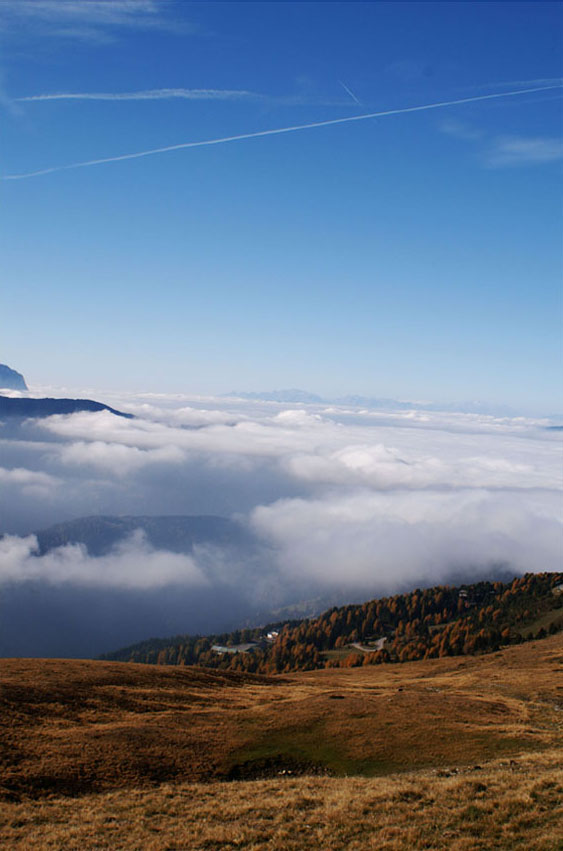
[102,572,563,673]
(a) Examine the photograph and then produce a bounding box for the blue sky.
[1,1,562,412]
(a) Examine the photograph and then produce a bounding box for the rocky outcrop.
[0,364,28,390]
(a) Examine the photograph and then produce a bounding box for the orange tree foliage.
[102,572,563,673]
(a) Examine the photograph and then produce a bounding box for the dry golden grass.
[1,749,561,850]
[1,634,561,848]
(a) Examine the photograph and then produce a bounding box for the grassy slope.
[2,750,562,850]
[0,634,561,848]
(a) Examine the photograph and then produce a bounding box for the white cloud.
[440,120,484,141]
[273,409,323,427]
[16,88,262,103]
[486,135,563,167]
[35,403,561,492]
[125,403,242,427]
[60,439,185,474]
[1,394,561,597]
[0,530,208,590]
[0,465,60,502]
[0,0,183,41]
[4,0,160,22]
[284,442,547,491]
[250,488,563,589]
[439,107,563,170]
[37,408,331,462]
[0,466,58,488]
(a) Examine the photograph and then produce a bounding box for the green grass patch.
[226,718,538,781]
[226,723,360,778]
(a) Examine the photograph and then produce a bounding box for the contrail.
[466,76,563,92]
[4,83,561,181]
[339,80,362,105]
[16,87,260,103]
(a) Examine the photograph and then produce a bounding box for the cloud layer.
[0,530,207,590]
[1,392,561,602]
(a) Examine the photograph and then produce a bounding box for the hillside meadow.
[0,633,562,849]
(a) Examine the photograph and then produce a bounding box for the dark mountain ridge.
[0,395,132,419]
[34,514,251,556]
[0,364,28,391]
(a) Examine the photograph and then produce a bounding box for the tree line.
[102,572,563,674]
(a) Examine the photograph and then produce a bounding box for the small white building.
[211,643,257,655]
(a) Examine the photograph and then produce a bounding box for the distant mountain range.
[0,363,28,391]
[34,514,251,557]
[0,396,132,419]
[231,388,325,404]
[230,388,520,417]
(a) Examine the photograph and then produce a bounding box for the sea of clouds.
[0,388,561,654]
